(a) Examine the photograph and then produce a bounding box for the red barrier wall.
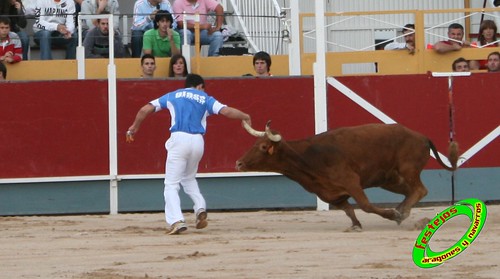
[0,74,498,179]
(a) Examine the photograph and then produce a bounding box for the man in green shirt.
[142,10,181,57]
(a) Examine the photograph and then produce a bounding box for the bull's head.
[236,120,282,172]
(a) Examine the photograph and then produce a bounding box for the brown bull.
[236,121,459,231]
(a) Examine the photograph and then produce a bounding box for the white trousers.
[163,132,206,226]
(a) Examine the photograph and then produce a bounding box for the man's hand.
[57,24,71,38]
[97,0,108,13]
[126,130,135,143]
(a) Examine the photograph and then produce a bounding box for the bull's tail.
[429,140,459,171]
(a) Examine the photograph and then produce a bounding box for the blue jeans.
[177,29,223,57]
[131,29,145,58]
[34,30,78,60]
[15,31,30,60]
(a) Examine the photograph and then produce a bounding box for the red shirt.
[0,32,23,63]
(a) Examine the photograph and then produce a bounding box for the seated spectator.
[452,57,470,72]
[253,51,272,76]
[0,16,22,63]
[0,0,29,60]
[470,20,498,70]
[486,51,500,72]
[168,53,188,77]
[384,24,415,54]
[0,62,6,80]
[29,0,78,60]
[131,0,175,58]
[143,10,180,57]
[141,53,156,78]
[433,23,471,54]
[173,0,224,57]
[80,0,120,37]
[83,13,126,58]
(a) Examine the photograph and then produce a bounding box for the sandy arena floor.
[1,204,499,279]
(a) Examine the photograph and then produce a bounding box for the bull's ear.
[268,145,274,155]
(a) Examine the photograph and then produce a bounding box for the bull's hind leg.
[346,184,402,224]
[383,170,428,223]
[331,198,362,232]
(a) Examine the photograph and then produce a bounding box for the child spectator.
[0,0,29,60]
[0,16,22,63]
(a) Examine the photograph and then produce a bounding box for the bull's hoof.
[393,209,403,225]
[344,225,362,232]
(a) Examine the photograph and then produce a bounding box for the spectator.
[83,13,125,58]
[29,0,78,60]
[143,10,180,57]
[433,23,471,54]
[0,0,29,60]
[173,0,224,57]
[452,57,470,72]
[384,24,415,54]
[168,53,188,77]
[0,16,22,63]
[0,61,6,80]
[80,0,120,37]
[253,51,272,76]
[131,0,175,58]
[486,51,500,72]
[140,53,156,78]
[470,20,498,70]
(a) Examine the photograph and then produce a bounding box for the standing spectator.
[83,13,125,58]
[384,24,415,54]
[486,51,500,72]
[30,0,78,60]
[140,53,156,78]
[253,51,272,76]
[0,0,29,60]
[433,23,471,54]
[80,0,120,37]
[0,16,22,63]
[126,74,251,234]
[173,0,224,57]
[168,53,188,77]
[470,20,498,70]
[143,10,180,57]
[0,61,7,80]
[452,57,470,72]
[131,0,175,58]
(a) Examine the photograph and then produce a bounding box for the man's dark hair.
[253,51,272,71]
[0,16,11,26]
[402,23,414,32]
[154,10,173,29]
[448,23,464,31]
[0,62,7,79]
[185,74,205,88]
[141,54,155,65]
[487,51,500,60]
[452,57,468,71]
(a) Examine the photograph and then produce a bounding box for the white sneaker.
[196,209,208,229]
[167,221,187,235]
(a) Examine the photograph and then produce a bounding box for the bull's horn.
[242,121,265,137]
[265,120,282,142]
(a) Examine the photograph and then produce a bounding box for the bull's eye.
[259,143,268,152]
